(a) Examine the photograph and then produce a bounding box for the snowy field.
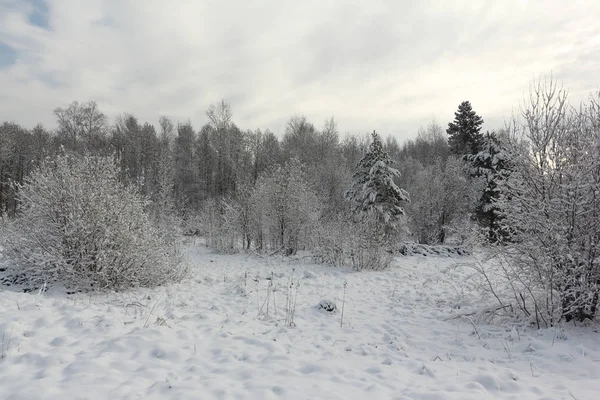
[1,241,599,400]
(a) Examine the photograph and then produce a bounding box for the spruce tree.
[466,132,511,242]
[345,131,410,235]
[447,101,484,156]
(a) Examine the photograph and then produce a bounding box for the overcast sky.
[1,0,599,140]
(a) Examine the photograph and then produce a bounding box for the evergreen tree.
[466,131,511,242]
[345,131,410,235]
[447,101,484,156]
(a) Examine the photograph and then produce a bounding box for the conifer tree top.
[447,101,484,156]
[356,131,394,171]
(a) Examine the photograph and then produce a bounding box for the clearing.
[1,241,599,399]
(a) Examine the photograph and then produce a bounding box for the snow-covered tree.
[151,132,181,242]
[174,122,199,209]
[343,131,409,269]
[345,131,410,236]
[199,197,241,253]
[466,132,511,242]
[399,120,451,167]
[198,179,258,253]
[282,115,319,165]
[407,157,478,245]
[496,79,600,324]
[252,159,321,255]
[0,154,187,291]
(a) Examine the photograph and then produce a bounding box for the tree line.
[0,98,491,242]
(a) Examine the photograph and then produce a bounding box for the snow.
[1,241,600,399]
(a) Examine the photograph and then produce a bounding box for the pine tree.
[345,131,410,235]
[447,101,485,156]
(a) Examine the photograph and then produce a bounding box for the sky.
[0,0,599,141]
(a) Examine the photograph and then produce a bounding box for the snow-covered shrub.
[495,80,600,325]
[397,242,471,257]
[181,210,203,236]
[314,211,393,270]
[347,214,394,271]
[313,213,350,267]
[0,154,187,291]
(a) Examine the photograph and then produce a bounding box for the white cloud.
[0,0,599,139]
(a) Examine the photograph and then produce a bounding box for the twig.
[464,317,481,340]
[1,326,13,359]
[143,292,165,328]
[530,362,535,377]
[446,304,512,321]
[340,280,348,328]
[502,339,513,360]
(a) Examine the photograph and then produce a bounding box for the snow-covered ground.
[1,241,599,400]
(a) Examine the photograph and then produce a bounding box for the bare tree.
[159,116,175,143]
[252,159,321,254]
[54,101,107,150]
[206,100,233,131]
[283,115,318,164]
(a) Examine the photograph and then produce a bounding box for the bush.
[495,81,600,325]
[314,212,394,270]
[313,214,349,267]
[0,154,187,291]
[347,214,394,271]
